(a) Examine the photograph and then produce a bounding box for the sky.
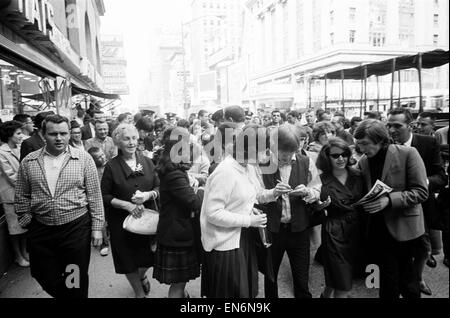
[100,0,191,112]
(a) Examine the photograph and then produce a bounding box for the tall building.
[244,0,449,114]
[101,34,129,96]
[189,0,243,108]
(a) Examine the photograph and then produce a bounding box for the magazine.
[352,180,393,207]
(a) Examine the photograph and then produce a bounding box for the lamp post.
[180,15,226,118]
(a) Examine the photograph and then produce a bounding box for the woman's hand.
[131,190,156,205]
[250,213,267,228]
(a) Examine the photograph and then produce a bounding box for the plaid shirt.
[14,146,104,231]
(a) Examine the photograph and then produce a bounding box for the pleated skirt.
[201,228,258,298]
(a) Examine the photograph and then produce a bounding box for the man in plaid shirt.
[15,115,104,298]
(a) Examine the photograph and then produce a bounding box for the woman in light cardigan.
[200,124,291,298]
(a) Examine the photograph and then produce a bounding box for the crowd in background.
[0,104,448,299]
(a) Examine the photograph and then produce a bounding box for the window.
[433,34,439,46]
[330,10,334,25]
[330,32,334,45]
[433,14,439,27]
[370,32,386,46]
[349,7,356,22]
[349,30,355,43]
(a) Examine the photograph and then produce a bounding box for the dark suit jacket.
[262,153,312,233]
[156,168,203,247]
[411,134,448,227]
[81,124,94,141]
[358,145,428,242]
[20,133,45,161]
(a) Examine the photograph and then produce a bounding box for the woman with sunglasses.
[316,138,367,298]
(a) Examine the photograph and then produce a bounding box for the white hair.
[112,123,139,146]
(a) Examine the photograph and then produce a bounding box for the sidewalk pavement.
[0,246,448,298]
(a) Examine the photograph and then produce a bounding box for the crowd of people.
[0,104,448,299]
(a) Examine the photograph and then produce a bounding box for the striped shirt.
[14,146,104,231]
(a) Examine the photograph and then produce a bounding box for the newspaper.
[352,180,393,207]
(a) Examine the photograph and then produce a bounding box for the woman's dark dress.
[101,153,160,274]
[319,168,366,291]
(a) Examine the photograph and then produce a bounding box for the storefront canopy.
[321,49,449,80]
[23,86,120,101]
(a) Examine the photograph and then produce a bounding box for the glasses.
[329,153,350,159]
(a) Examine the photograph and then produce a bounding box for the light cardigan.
[200,156,276,252]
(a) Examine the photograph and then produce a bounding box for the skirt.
[107,208,154,274]
[322,213,360,291]
[201,228,258,298]
[3,204,27,235]
[153,244,200,284]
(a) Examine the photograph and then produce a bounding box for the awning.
[22,86,121,101]
[322,49,449,80]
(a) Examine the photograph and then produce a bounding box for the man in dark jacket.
[20,111,54,161]
[262,124,322,298]
[387,108,447,296]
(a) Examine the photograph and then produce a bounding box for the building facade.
[243,0,449,115]
[0,0,105,275]
[101,34,129,96]
[189,0,243,108]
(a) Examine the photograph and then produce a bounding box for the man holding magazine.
[354,120,429,299]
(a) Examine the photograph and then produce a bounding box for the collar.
[224,155,248,174]
[0,143,13,153]
[43,147,69,159]
[119,152,146,178]
[94,137,109,144]
[403,133,413,147]
[30,146,80,161]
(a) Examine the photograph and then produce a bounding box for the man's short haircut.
[364,111,381,120]
[354,119,390,146]
[276,124,301,153]
[350,116,363,126]
[0,120,24,143]
[316,138,355,173]
[117,113,131,123]
[95,120,108,127]
[198,109,208,118]
[13,114,31,124]
[34,111,55,131]
[136,117,154,132]
[42,115,70,135]
[418,111,437,122]
[176,119,190,129]
[312,121,335,142]
[317,110,331,121]
[288,110,300,119]
[70,120,81,130]
[388,108,414,124]
[272,109,281,115]
[87,147,102,156]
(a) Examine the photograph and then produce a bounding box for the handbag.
[123,199,159,235]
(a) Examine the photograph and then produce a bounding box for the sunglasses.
[329,153,350,159]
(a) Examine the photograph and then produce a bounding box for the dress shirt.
[15,146,104,231]
[277,154,321,224]
[403,133,413,147]
[43,149,69,197]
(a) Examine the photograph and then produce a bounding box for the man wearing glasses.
[387,108,447,296]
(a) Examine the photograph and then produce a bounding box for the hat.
[166,112,177,119]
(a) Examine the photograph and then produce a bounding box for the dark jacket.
[156,168,203,247]
[20,133,45,161]
[81,124,94,141]
[262,153,312,233]
[411,134,448,228]
[319,168,366,218]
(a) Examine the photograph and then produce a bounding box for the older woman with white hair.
[101,124,160,298]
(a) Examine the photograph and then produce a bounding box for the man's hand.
[362,196,390,214]
[274,182,292,197]
[92,230,103,247]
